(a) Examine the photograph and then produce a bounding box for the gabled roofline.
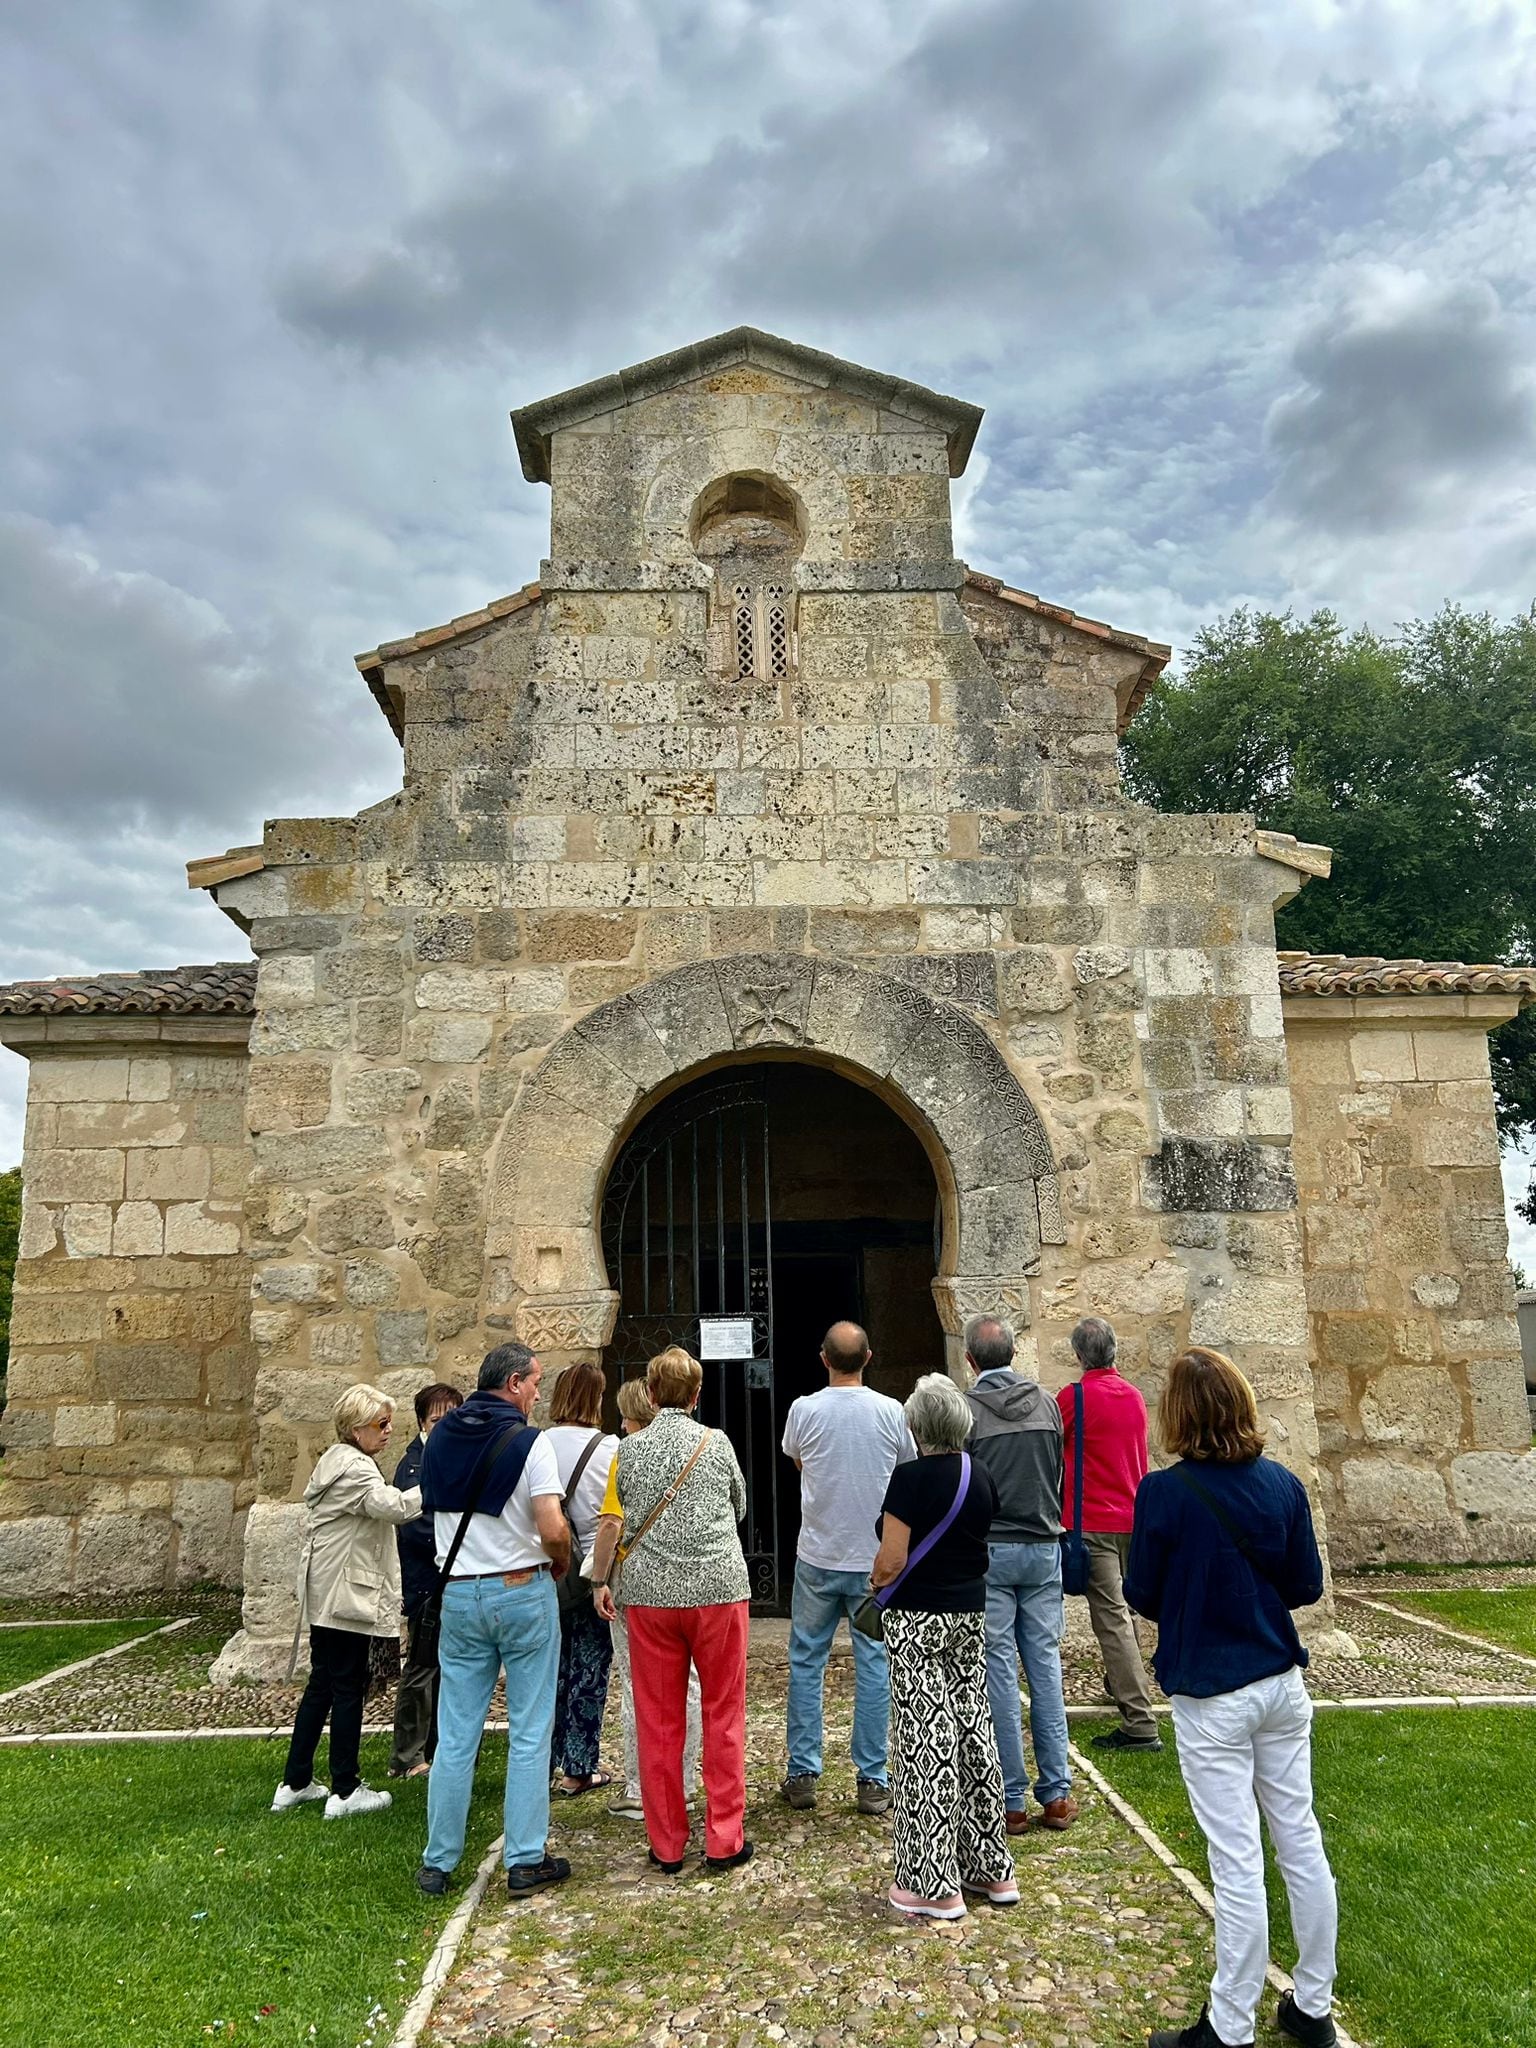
[510,326,985,483]
[963,569,1171,732]
[354,582,543,741]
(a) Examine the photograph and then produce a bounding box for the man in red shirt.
[1057,1315,1162,1752]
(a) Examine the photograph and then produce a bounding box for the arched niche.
[483,953,1064,1358]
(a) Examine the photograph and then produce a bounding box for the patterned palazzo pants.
[886,1607,1015,1902]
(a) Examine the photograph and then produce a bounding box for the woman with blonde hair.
[594,1347,751,1874]
[274,1384,423,1820]
[1126,1348,1337,2048]
[589,1374,703,1820]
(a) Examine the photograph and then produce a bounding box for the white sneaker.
[608,1797,647,1821]
[323,1783,393,1820]
[271,1780,328,1813]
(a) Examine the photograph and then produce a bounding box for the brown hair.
[549,1361,606,1429]
[1159,1348,1266,1464]
[615,1375,656,1428]
[413,1381,463,1429]
[647,1345,703,1410]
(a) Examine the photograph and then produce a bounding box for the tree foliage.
[1121,604,1536,1213]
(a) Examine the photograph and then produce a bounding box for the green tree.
[1121,604,1536,1212]
[0,1165,20,1413]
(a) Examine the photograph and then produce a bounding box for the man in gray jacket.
[964,1315,1077,1833]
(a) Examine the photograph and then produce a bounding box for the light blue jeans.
[786,1560,890,1785]
[983,1539,1072,1809]
[425,1573,560,1874]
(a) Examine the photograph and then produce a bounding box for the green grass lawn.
[0,1734,508,2048]
[1387,1586,1536,1659]
[0,1619,166,1691]
[1085,1707,1536,2048]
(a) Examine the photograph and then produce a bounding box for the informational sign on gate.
[698,1316,755,1361]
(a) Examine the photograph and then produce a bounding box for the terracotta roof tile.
[355,581,543,672]
[0,963,256,1017]
[1277,953,1536,999]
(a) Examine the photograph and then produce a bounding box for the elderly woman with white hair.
[273,1383,423,1820]
[871,1371,1016,1920]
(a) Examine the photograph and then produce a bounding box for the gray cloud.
[1265,275,1536,532]
[0,516,398,833]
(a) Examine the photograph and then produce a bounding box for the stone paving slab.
[427,1669,1213,2048]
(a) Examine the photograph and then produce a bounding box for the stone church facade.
[2,330,1533,1675]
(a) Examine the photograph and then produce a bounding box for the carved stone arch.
[642,432,850,566]
[484,954,1063,1357]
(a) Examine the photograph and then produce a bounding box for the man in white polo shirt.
[416,1343,570,1900]
[780,1321,915,1816]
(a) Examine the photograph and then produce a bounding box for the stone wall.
[0,1018,255,1592]
[1285,991,1536,1562]
[198,357,1338,1677]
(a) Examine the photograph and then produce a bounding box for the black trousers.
[283,1625,371,1798]
[389,1603,441,1774]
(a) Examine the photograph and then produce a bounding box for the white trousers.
[1170,1666,1337,2047]
[611,1608,700,1804]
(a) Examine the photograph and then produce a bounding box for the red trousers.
[626,1600,749,1861]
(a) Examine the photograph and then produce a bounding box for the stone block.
[315,1194,396,1253]
[99,1341,203,1401]
[998,948,1071,1016]
[225,1500,307,1642]
[1339,1456,1450,1524]
[376,1310,431,1367]
[53,1403,118,1447]
[344,1066,422,1119]
[164,1202,242,1256]
[1465,1360,1534,1450]
[414,912,476,962]
[33,1149,125,1203]
[1422,1120,1493,1169]
[0,1515,75,1594]
[258,1263,334,1305]
[1150,1138,1296,1215]
[61,1203,113,1258]
[173,1478,240,1583]
[31,1058,132,1102]
[344,1258,401,1307]
[126,1146,212,1201]
[251,1126,393,1191]
[10,1293,107,1345]
[1411,1029,1491,1083]
[1190,1272,1309,1349]
[525,910,637,963]
[1450,1450,1536,1520]
[74,1511,173,1593]
[406,1013,495,1064]
[310,1319,364,1367]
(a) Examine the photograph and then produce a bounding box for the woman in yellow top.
[590,1375,701,1821]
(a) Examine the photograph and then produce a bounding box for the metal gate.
[600,1074,780,1606]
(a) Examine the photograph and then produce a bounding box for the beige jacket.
[294,1442,423,1647]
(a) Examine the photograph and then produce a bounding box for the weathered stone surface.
[1150,1137,1296,1214]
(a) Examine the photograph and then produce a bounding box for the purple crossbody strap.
[875,1452,972,1609]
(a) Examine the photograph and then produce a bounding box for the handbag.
[853,1452,974,1641]
[1059,1381,1091,1596]
[414,1419,536,1663]
[555,1430,606,1617]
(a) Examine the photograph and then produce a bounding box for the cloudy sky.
[2,0,1534,1261]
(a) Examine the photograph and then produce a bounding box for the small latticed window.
[733,583,756,682]
[764,583,789,679]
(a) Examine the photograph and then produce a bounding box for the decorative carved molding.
[718,958,813,1048]
[886,953,998,1014]
[1035,1174,1067,1246]
[513,1290,620,1352]
[931,1275,1036,1336]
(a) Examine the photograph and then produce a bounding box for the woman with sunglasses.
[272,1383,423,1820]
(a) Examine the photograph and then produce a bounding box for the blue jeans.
[786,1560,890,1785]
[425,1573,560,1873]
[983,1539,1072,1809]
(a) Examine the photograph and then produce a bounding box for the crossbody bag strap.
[1171,1465,1278,1591]
[438,1423,534,1586]
[876,1451,972,1609]
[562,1429,604,1512]
[1072,1380,1085,1532]
[624,1429,714,1555]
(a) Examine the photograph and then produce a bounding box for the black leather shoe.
[647,1847,686,1875]
[1094,1725,1165,1752]
[415,1864,451,1896]
[506,1854,571,1896]
[703,1839,755,1872]
[1276,1990,1337,2046]
[1148,2004,1251,2047]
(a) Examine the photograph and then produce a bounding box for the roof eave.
[511,326,984,483]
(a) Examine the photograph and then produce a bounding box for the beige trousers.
[1085,1531,1158,1739]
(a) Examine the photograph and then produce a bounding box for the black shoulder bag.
[555,1430,606,1617]
[1059,1382,1091,1595]
[414,1422,535,1663]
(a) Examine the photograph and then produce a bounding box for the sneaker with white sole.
[608,1797,647,1820]
[271,1780,328,1813]
[323,1783,392,1820]
[961,1874,1020,1906]
[888,1885,966,1920]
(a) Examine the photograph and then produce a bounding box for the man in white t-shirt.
[417,1343,570,1900]
[780,1320,915,1816]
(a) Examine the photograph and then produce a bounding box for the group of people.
[272,1314,1340,2048]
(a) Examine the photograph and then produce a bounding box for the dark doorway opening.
[599,1060,945,1608]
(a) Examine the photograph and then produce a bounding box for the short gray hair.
[1071,1316,1117,1370]
[333,1383,394,1444]
[964,1314,1015,1374]
[904,1372,975,1454]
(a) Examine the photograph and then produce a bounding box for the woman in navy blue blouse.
[1126,1348,1338,2048]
